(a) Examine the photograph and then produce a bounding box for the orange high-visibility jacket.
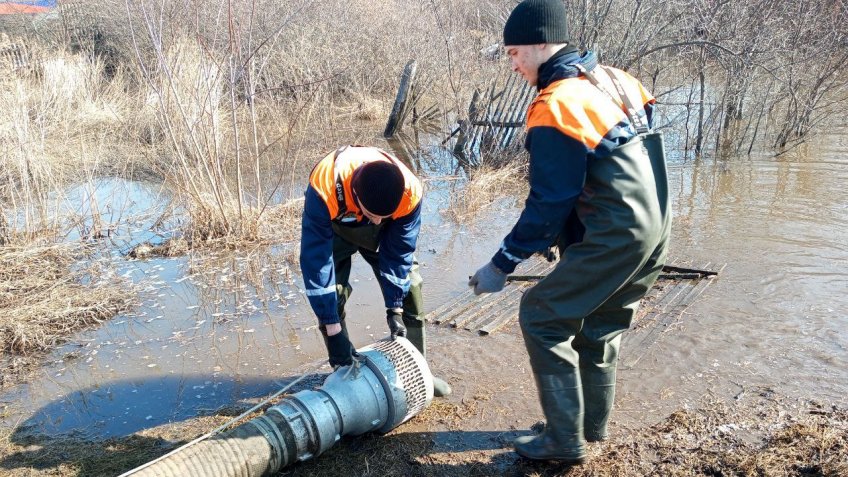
[300,146,423,324]
[491,49,656,274]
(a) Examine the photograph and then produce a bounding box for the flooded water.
[1,128,846,443]
[620,134,848,410]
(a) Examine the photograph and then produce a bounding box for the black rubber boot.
[582,368,616,442]
[514,372,586,463]
[405,325,452,397]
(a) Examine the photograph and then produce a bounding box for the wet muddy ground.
[1,130,847,475]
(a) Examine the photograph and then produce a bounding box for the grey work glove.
[386,308,406,340]
[468,261,508,295]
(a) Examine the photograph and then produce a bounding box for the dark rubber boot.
[405,325,452,397]
[514,372,586,463]
[582,368,616,442]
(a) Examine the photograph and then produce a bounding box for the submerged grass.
[0,242,135,389]
[445,160,528,223]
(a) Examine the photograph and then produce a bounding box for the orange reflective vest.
[308,146,422,222]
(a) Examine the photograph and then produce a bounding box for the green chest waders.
[513,65,671,460]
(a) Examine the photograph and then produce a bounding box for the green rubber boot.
[405,325,452,397]
[514,372,586,463]
[582,368,616,442]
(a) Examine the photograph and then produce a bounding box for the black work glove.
[386,308,406,340]
[326,332,356,367]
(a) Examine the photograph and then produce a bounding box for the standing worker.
[468,0,671,464]
[300,145,451,397]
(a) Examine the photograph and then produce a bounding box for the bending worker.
[300,145,451,397]
[468,0,671,464]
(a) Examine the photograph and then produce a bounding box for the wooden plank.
[477,297,521,336]
[447,295,493,328]
[620,263,724,368]
[477,290,521,336]
[621,281,697,363]
[433,292,487,325]
[462,283,526,331]
[464,260,555,331]
[649,280,693,312]
[426,289,475,324]
[427,254,553,324]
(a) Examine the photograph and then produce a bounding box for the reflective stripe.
[304,285,336,297]
[380,271,410,288]
[499,241,523,263]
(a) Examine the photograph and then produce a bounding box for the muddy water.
[617,135,848,415]
[1,130,846,442]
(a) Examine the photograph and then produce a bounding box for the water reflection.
[10,375,290,439]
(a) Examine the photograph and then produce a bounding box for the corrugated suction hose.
[126,337,433,476]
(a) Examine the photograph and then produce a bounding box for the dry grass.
[444,160,528,223]
[0,242,135,389]
[0,36,142,243]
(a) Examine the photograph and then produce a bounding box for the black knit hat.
[503,0,569,46]
[351,160,405,217]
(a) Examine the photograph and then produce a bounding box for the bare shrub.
[561,0,848,157]
[2,0,843,250]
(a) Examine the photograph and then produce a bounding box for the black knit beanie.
[503,0,569,46]
[351,160,405,217]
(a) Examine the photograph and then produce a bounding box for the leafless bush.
[561,0,848,157]
[2,0,843,249]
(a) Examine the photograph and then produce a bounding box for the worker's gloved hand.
[386,308,406,340]
[468,261,507,295]
[326,331,356,368]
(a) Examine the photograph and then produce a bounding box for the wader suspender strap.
[332,146,350,220]
[574,63,650,135]
[331,146,403,220]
